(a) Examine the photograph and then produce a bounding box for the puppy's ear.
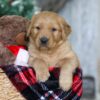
[59,17,72,40]
[15,32,26,45]
[26,16,35,38]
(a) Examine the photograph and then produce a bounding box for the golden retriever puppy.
[27,11,79,91]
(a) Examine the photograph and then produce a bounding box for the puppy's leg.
[57,57,79,91]
[29,58,50,82]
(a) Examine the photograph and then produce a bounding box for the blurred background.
[0,0,99,100]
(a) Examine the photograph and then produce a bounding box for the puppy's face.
[27,12,71,50]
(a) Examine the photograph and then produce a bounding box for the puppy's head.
[27,11,71,50]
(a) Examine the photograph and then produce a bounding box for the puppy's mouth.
[39,43,49,50]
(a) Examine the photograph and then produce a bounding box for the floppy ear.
[26,16,35,38]
[59,17,72,40]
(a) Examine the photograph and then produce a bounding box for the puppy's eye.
[51,28,57,32]
[35,26,40,30]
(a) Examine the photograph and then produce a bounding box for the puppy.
[27,11,79,91]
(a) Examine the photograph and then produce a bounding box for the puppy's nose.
[40,37,48,45]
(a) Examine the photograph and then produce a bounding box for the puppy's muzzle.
[40,37,48,46]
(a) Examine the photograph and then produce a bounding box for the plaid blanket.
[0,46,83,100]
[0,65,82,100]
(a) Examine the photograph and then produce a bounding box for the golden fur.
[27,11,79,91]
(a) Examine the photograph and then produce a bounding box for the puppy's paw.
[31,58,50,82]
[36,70,50,82]
[59,76,73,91]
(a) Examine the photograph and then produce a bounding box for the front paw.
[59,77,73,91]
[36,70,50,82]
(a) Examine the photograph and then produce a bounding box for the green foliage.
[0,0,38,19]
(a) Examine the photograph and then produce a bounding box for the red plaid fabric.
[0,46,83,100]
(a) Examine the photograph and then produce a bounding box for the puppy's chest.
[29,43,70,66]
[40,53,61,66]
[31,50,66,66]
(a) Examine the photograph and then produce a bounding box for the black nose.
[40,37,48,44]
